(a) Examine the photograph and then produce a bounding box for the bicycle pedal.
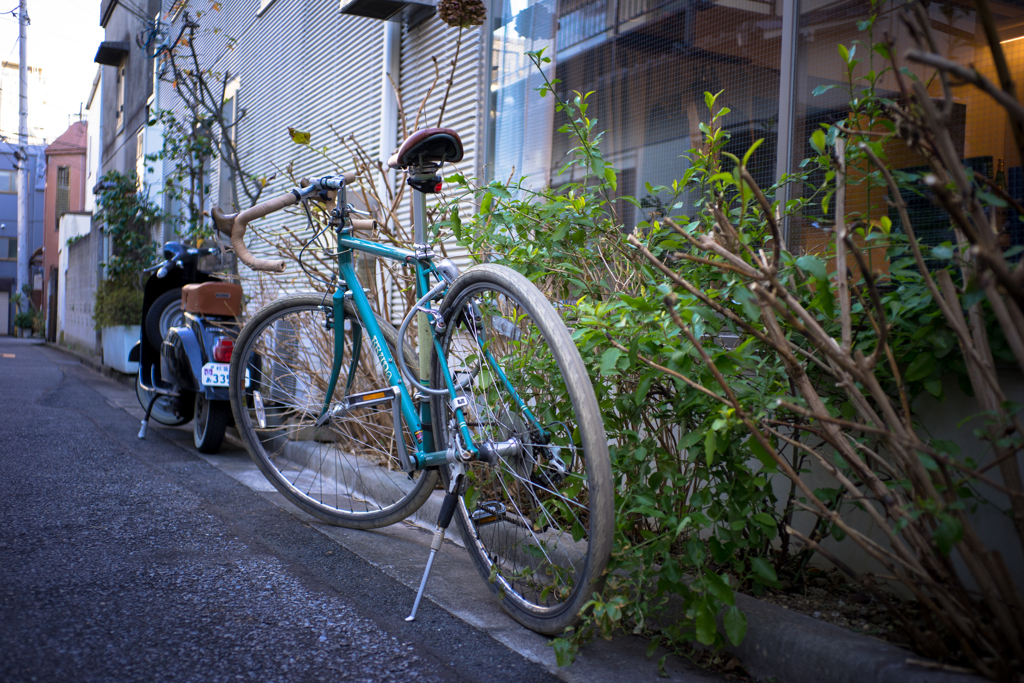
[471,501,506,526]
[345,386,399,409]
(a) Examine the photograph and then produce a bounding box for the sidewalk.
[48,341,990,683]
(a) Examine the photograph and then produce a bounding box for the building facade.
[0,141,46,336]
[129,0,1024,278]
[43,121,89,342]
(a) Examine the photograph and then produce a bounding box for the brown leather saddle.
[387,128,464,170]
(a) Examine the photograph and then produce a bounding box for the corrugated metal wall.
[155,1,487,318]
[392,16,486,315]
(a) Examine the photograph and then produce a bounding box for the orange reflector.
[362,391,387,401]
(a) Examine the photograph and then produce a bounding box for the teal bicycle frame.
[314,184,475,471]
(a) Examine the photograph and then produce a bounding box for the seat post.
[412,186,431,385]
[413,186,428,246]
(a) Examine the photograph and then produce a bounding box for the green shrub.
[444,55,786,664]
[93,280,143,329]
[13,311,34,330]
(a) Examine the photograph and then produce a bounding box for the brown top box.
[182,282,243,318]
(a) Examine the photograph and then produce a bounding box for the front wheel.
[145,288,184,352]
[430,264,613,635]
[229,293,438,529]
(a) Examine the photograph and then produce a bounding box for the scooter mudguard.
[161,326,204,393]
[203,386,230,401]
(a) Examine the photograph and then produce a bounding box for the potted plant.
[94,279,145,372]
[93,170,160,373]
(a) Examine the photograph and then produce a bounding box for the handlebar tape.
[210,171,357,273]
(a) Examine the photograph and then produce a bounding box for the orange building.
[42,122,88,341]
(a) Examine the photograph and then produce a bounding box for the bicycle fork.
[406,462,465,622]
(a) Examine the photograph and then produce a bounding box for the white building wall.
[57,213,93,345]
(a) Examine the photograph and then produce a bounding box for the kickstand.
[406,463,465,622]
[138,393,159,439]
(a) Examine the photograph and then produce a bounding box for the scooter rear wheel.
[194,393,229,454]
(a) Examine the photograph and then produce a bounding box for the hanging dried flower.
[437,0,486,29]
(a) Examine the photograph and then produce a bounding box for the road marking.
[2,353,14,358]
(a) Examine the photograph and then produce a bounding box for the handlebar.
[211,171,356,273]
[146,245,220,279]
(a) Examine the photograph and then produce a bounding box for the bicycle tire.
[430,264,613,635]
[229,293,438,528]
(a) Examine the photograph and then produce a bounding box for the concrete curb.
[59,343,992,683]
[729,592,985,683]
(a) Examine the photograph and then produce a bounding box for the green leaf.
[741,138,764,168]
[600,347,622,375]
[637,373,654,403]
[695,603,717,645]
[749,437,777,472]
[451,209,463,241]
[604,166,617,192]
[905,352,936,382]
[704,430,717,465]
[752,512,776,528]
[724,607,747,646]
[795,255,828,280]
[705,572,735,606]
[923,378,942,398]
[551,637,576,667]
[750,557,779,587]
[810,129,827,155]
[933,517,963,555]
[812,84,838,97]
[287,127,311,145]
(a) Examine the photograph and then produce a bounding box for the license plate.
[201,363,230,387]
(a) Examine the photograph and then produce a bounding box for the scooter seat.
[182,282,243,317]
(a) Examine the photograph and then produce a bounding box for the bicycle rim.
[230,294,437,529]
[431,265,612,634]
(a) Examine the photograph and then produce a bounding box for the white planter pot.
[102,325,141,374]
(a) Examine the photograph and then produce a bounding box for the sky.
[0,0,106,145]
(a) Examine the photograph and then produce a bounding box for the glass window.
[116,60,126,131]
[0,237,15,260]
[56,166,70,231]
[787,0,1024,261]
[0,170,13,193]
[490,0,783,227]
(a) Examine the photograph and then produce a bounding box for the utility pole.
[15,0,29,311]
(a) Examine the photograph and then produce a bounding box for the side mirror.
[163,241,185,261]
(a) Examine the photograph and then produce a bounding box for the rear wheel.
[194,394,229,453]
[229,293,438,529]
[430,264,613,635]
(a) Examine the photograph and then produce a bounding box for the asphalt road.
[0,338,560,683]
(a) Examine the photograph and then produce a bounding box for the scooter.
[132,241,243,453]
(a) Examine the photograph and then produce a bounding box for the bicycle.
[215,128,613,635]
